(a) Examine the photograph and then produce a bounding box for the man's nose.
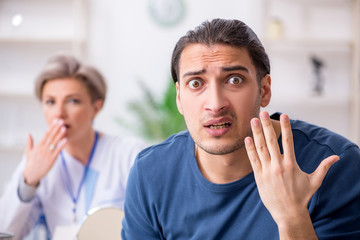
[203,84,229,114]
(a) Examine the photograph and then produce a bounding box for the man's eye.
[228,76,243,85]
[189,79,203,89]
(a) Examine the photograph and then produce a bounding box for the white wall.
[0,0,264,196]
[0,0,357,195]
[87,0,263,137]
[261,0,354,139]
[87,0,356,140]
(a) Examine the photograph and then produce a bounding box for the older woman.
[0,54,146,239]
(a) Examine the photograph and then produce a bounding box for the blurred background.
[0,0,359,196]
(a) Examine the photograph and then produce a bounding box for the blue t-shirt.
[122,115,360,240]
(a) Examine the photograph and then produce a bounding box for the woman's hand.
[23,118,68,186]
[244,111,339,238]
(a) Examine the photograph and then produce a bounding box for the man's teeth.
[209,123,231,129]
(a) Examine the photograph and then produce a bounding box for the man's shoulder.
[271,112,357,155]
[136,130,193,163]
[130,131,194,185]
[290,118,357,155]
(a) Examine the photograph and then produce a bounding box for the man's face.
[176,43,271,155]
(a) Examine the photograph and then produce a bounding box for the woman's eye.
[228,76,243,85]
[68,99,81,104]
[45,99,55,105]
[188,79,203,89]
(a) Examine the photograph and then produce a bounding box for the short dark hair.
[171,18,270,85]
[35,54,107,103]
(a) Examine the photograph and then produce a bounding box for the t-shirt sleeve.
[121,157,162,240]
[311,146,360,239]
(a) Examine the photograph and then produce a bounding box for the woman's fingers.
[52,137,68,159]
[23,119,68,184]
[42,118,65,148]
[26,133,34,153]
[47,119,65,145]
[42,119,59,144]
[51,126,67,150]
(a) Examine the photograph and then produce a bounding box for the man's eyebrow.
[222,65,249,73]
[182,65,249,79]
[182,69,206,78]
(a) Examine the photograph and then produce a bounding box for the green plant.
[116,78,187,142]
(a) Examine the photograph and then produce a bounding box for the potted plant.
[117,78,186,143]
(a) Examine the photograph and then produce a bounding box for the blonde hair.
[34,54,107,102]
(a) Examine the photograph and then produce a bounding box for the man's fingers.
[310,155,340,189]
[244,137,262,173]
[251,118,271,165]
[260,111,282,163]
[280,114,295,161]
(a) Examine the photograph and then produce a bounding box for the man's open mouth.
[208,122,231,129]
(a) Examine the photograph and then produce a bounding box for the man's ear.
[260,74,271,108]
[175,82,184,115]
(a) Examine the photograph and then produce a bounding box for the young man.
[121,19,360,239]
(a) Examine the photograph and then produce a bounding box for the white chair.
[76,207,124,240]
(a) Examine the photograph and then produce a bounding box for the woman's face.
[41,78,103,142]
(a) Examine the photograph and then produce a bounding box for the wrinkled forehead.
[178,44,254,78]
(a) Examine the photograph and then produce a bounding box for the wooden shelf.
[262,0,359,144]
[262,38,352,52]
[0,37,85,45]
[0,91,35,98]
[270,0,350,5]
[269,94,349,108]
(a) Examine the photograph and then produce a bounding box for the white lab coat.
[0,134,146,240]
